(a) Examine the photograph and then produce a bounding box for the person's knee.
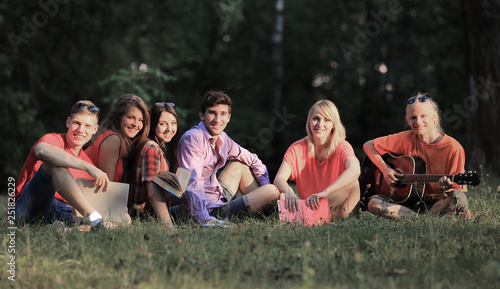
[41,163,70,178]
[220,161,251,183]
[348,181,361,202]
[40,163,54,177]
[350,180,361,194]
[225,161,249,174]
[262,184,280,200]
[247,184,279,205]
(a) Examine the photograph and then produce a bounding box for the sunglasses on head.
[155,102,175,107]
[407,95,429,104]
[73,102,100,113]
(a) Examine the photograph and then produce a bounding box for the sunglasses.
[72,102,100,113]
[155,102,175,107]
[407,95,429,104]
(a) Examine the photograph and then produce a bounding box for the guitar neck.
[400,174,453,184]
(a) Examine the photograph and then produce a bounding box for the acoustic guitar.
[359,154,480,203]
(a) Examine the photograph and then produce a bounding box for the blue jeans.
[15,166,75,224]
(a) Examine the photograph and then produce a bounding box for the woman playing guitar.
[362,93,471,219]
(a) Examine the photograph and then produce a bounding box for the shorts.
[209,181,250,219]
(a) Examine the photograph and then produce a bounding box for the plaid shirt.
[128,141,169,209]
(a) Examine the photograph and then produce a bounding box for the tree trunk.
[272,0,284,109]
[464,0,500,171]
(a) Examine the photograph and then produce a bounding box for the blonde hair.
[306,99,346,158]
[70,100,100,119]
[406,92,443,132]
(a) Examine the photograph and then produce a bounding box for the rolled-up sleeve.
[177,132,212,223]
[226,137,270,186]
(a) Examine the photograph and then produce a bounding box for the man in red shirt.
[15,100,110,227]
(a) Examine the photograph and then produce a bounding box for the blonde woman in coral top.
[274,99,361,219]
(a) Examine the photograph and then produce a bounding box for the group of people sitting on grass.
[14,90,471,229]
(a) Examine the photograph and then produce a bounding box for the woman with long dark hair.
[127,102,181,228]
[85,94,150,182]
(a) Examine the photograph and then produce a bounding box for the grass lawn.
[1,172,500,289]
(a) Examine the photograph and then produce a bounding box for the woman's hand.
[306,191,328,210]
[285,187,300,213]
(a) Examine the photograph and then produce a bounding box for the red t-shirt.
[373,130,466,201]
[85,130,123,182]
[284,138,356,199]
[15,133,93,203]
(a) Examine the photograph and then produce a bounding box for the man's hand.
[439,176,453,192]
[383,167,403,187]
[88,166,110,192]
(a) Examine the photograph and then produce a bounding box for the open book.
[152,167,192,200]
[278,199,331,226]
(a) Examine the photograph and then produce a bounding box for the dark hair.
[93,94,150,158]
[149,103,180,169]
[200,90,232,114]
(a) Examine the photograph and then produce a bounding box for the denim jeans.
[15,166,75,224]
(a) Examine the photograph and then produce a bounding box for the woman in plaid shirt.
[126,102,181,228]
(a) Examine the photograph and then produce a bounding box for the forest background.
[1,0,499,189]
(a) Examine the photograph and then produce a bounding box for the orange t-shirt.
[85,130,123,182]
[373,130,466,201]
[284,138,356,199]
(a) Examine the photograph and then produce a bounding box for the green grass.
[1,173,500,289]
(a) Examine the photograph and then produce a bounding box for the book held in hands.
[152,167,192,200]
